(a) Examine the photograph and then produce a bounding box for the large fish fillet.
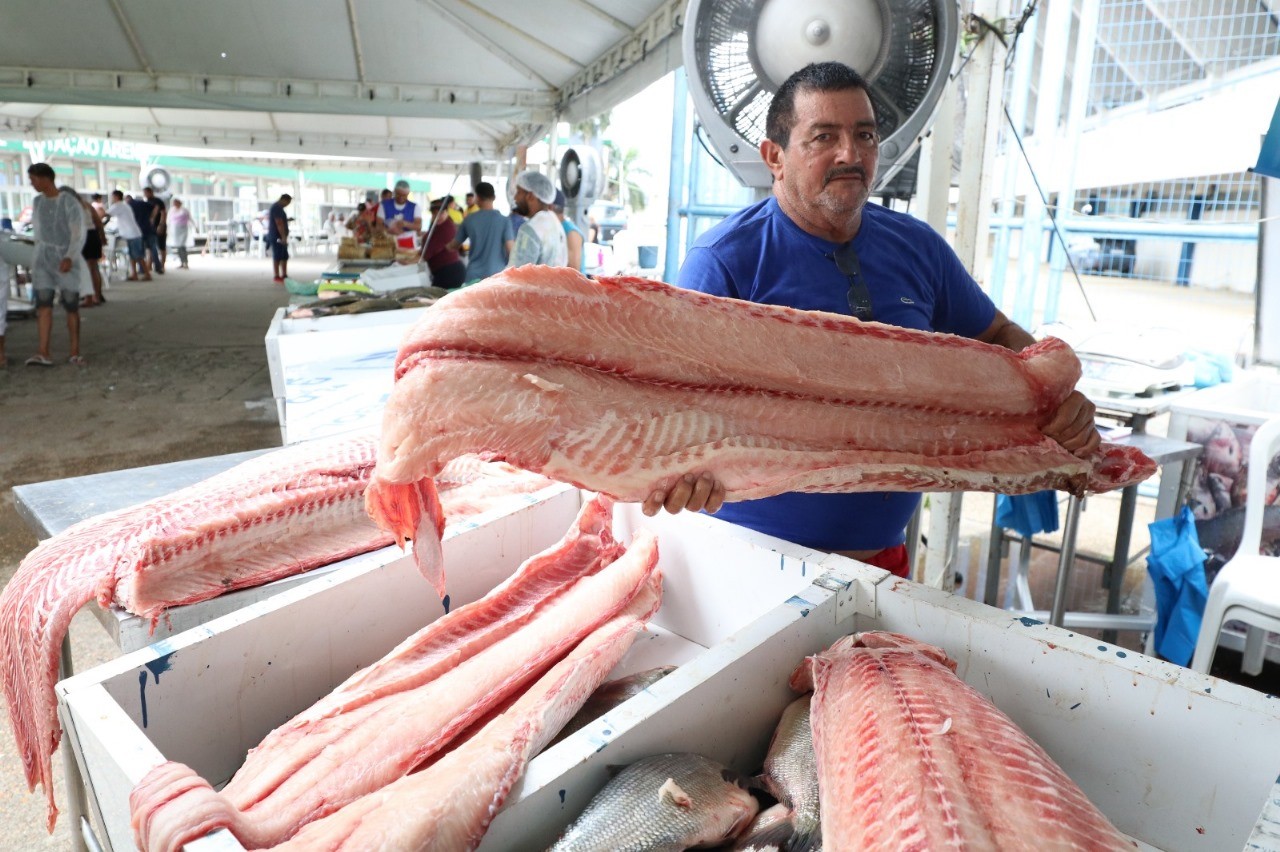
[367,266,1155,595]
[129,497,660,850]
[272,569,662,852]
[0,435,398,831]
[791,632,1133,851]
[0,434,545,832]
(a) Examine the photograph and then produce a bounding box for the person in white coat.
[26,163,86,366]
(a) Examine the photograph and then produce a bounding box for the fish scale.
[549,752,759,852]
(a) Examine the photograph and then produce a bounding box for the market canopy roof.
[0,0,684,170]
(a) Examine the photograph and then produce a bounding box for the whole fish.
[552,665,677,744]
[549,753,758,852]
[732,803,792,851]
[389,284,450,301]
[1196,505,1280,558]
[745,695,820,852]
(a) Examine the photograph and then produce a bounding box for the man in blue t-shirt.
[646,62,1100,577]
[448,181,514,283]
[266,194,291,283]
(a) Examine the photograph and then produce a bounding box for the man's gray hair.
[394,179,411,191]
[515,170,556,205]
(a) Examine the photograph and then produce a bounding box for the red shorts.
[863,544,909,578]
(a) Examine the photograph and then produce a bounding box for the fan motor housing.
[558,146,604,231]
[683,0,959,191]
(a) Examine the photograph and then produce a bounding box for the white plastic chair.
[1190,415,1280,676]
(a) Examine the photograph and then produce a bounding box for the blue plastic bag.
[995,492,1060,537]
[1146,506,1209,666]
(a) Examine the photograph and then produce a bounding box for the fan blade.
[724,79,764,125]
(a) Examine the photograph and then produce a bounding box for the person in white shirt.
[508,170,567,267]
[25,163,86,366]
[106,189,149,281]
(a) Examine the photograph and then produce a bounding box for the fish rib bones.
[368,266,1154,594]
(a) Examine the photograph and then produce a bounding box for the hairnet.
[515,170,556,205]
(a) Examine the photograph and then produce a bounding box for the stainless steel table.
[982,432,1203,635]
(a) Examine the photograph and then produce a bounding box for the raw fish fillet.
[129,496,661,850]
[0,435,397,831]
[367,266,1155,595]
[791,632,1133,851]
[0,435,545,831]
[273,569,662,852]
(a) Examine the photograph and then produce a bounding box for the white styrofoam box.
[59,498,1280,852]
[262,306,424,445]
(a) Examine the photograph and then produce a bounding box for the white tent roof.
[0,0,684,168]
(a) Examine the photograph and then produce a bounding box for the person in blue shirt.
[645,62,1100,578]
[266,194,291,283]
[553,189,586,272]
[379,180,422,249]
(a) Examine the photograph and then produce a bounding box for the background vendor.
[379,180,422,251]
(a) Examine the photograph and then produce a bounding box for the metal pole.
[1012,0,1073,329]
[1044,0,1101,322]
[990,2,1038,314]
[1049,495,1083,627]
[664,68,688,284]
[985,499,1004,606]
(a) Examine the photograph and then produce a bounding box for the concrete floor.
[0,256,1264,847]
[0,251,327,849]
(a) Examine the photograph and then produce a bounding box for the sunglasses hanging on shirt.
[833,242,874,322]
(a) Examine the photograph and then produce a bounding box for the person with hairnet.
[509,170,567,267]
[25,163,86,367]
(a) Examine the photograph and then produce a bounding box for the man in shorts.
[25,163,85,366]
[107,190,149,280]
[267,193,291,283]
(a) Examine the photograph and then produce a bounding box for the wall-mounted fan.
[682,0,959,190]
[142,166,172,196]
[558,146,604,232]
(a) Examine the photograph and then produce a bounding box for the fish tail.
[365,475,447,598]
[785,825,822,852]
[737,817,795,852]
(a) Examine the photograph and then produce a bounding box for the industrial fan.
[558,145,604,231]
[681,0,959,189]
[142,166,173,196]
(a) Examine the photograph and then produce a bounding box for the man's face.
[28,173,53,193]
[761,87,880,235]
[394,187,408,203]
[144,188,154,199]
[513,186,531,217]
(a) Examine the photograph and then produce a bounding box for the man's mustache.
[823,166,867,186]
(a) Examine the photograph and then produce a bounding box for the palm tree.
[603,140,650,213]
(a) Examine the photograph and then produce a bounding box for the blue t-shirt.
[128,198,155,237]
[457,209,514,282]
[676,197,996,552]
[562,218,585,272]
[267,202,288,241]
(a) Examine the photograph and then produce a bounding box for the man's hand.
[1042,390,1101,457]
[641,473,726,517]
[58,258,72,274]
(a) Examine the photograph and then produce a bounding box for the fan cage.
[694,0,944,149]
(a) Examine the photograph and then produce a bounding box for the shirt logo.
[900,296,915,304]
